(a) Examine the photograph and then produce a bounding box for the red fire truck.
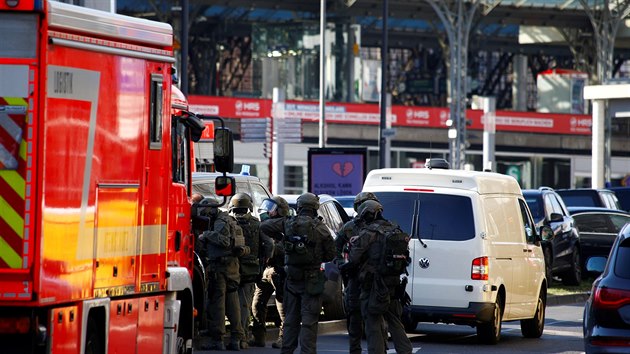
[0,1,233,353]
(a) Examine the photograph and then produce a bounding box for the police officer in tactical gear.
[229,193,274,349]
[348,200,412,354]
[250,196,291,348]
[199,203,248,351]
[336,191,379,354]
[281,193,335,354]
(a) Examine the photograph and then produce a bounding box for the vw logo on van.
[418,258,430,269]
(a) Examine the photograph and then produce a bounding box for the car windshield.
[558,192,599,207]
[373,191,475,241]
[192,183,221,203]
[524,195,544,220]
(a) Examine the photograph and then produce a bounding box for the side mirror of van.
[215,176,235,197]
[539,225,552,242]
[214,127,234,173]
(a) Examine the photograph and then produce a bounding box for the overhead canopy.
[118,0,630,53]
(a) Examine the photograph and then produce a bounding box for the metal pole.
[272,88,286,194]
[181,0,189,96]
[379,0,388,169]
[481,97,496,171]
[319,0,326,148]
[592,99,606,189]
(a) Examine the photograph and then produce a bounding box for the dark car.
[608,186,630,212]
[279,194,350,320]
[568,206,630,270]
[557,188,621,210]
[583,224,630,353]
[523,187,582,285]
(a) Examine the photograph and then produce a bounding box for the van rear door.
[375,191,478,308]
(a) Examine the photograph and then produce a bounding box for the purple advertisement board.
[308,148,367,196]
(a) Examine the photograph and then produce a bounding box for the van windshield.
[374,192,475,241]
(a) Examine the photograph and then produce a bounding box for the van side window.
[519,199,536,244]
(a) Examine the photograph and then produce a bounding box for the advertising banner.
[188,95,592,135]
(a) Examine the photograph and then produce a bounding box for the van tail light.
[593,287,630,310]
[471,257,489,280]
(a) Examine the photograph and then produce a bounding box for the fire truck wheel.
[85,318,104,354]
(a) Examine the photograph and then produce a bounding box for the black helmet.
[357,199,383,222]
[272,196,290,217]
[258,196,290,220]
[353,192,379,211]
[229,192,253,212]
[297,192,319,211]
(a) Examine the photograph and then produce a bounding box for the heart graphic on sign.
[332,162,354,177]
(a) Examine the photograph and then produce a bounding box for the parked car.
[608,186,630,212]
[279,194,350,320]
[583,224,630,353]
[523,188,582,285]
[334,195,356,218]
[568,206,630,271]
[192,171,272,218]
[557,188,621,210]
[363,164,548,344]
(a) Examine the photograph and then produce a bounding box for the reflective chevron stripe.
[0,96,27,269]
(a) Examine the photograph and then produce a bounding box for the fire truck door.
[138,72,168,289]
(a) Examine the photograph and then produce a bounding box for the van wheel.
[561,248,582,286]
[520,290,546,338]
[477,294,503,345]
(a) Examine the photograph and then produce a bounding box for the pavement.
[270,292,592,337]
[195,292,590,350]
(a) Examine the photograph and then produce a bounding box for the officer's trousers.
[281,279,323,354]
[344,277,363,354]
[361,289,412,354]
[207,260,243,342]
[238,281,256,341]
[252,266,286,342]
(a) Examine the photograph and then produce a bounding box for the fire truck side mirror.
[215,176,236,197]
[213,127,234,173]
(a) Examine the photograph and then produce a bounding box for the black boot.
[226,339,241,351]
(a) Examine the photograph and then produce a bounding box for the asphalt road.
[195,294,589,353]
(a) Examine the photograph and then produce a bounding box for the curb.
[547,292,590,306]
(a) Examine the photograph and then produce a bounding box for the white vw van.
[362,161,548,344]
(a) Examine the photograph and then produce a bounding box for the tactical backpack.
[367,220,411,277]
[204,211,244,261]
[235,215,262,282]
[283,215,319,267]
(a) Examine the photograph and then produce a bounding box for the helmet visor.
[258,199,279,214]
